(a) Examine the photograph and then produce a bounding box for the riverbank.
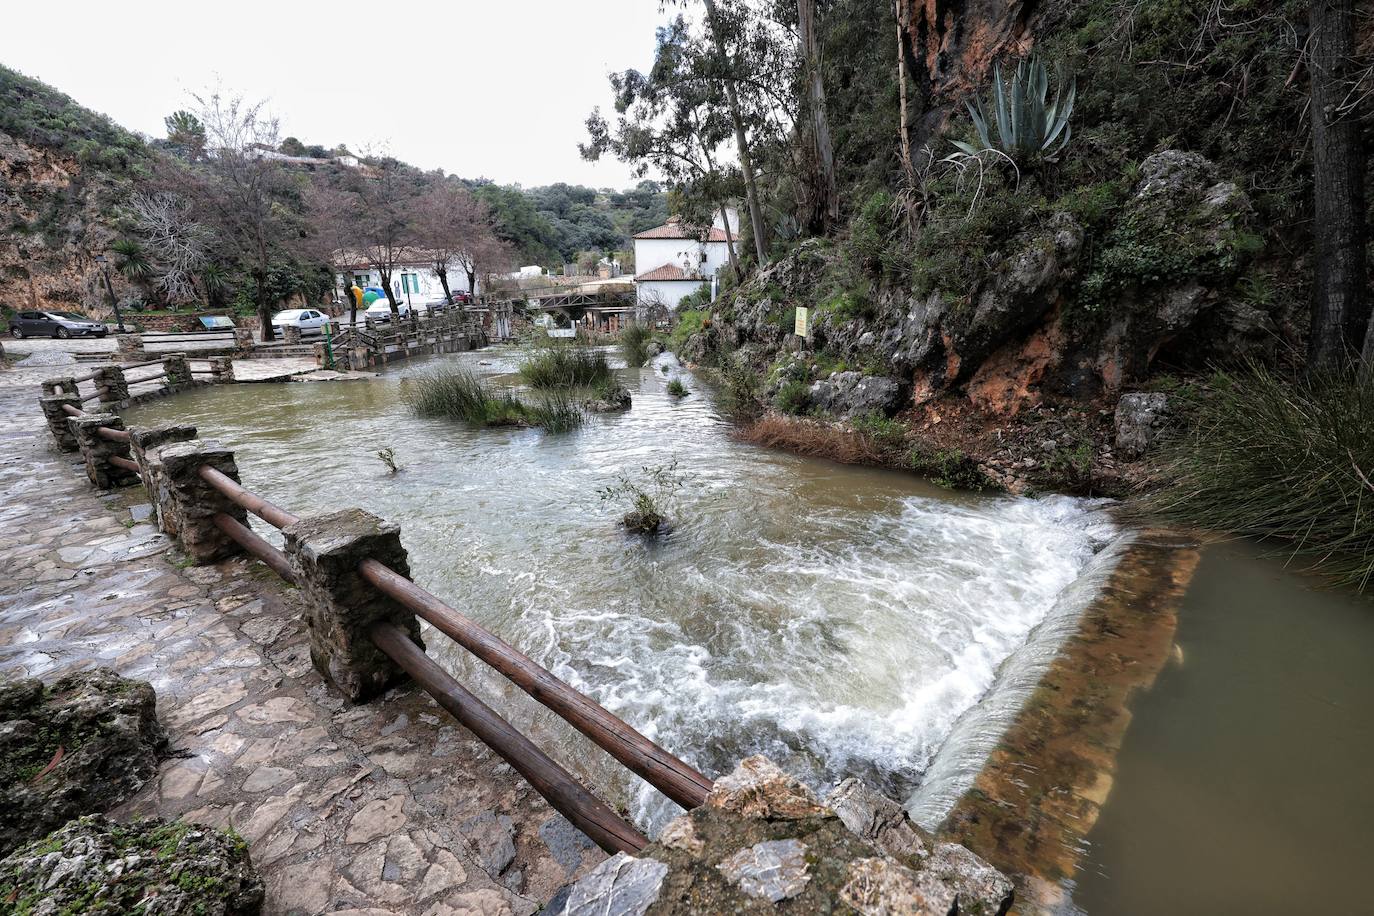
[0,363,604,913]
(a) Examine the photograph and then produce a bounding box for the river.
[126,348,1122,833]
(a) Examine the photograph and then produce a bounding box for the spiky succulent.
[952,57,1076,163]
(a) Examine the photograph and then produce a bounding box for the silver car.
[8,310,108,339]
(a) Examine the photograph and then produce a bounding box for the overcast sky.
[4,0,670,189]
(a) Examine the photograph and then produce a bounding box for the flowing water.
[126,348,1121,832]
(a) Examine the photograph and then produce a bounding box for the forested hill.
[0,61,664,319]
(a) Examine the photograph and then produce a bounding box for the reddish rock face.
[899,0,1035,135]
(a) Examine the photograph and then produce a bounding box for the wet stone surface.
[0,365,605,914]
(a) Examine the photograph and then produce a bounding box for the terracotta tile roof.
[634,216,731,242]
[635,263,705,282]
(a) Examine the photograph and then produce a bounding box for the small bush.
[1148,364,1374,591]
[852,412,907,454]
[909,445,990,491]
[376,447,400,474]
[619,323,653,366]
[719,366,766,422]
[599,461,686,534]
[775,379,811,415]
[666,379,689,398]
[666,310,708,353]
[519,344,612,389]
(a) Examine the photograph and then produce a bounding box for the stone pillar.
[69,414,139,489]
[313,341,326,367]
[161,353,192,391]
[233,327,254,352]
[282,324,302,345]
[154,440,250,562]
[94,365,129,405]
[115,334,145,362]
[39,395,82,452]
[128,423,197,532]
[41,376,79,397]
[208,356,235,383]
[283,508,423,702]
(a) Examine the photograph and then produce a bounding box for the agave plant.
[952,57,1076,163]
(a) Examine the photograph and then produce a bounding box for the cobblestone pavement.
[0,364,604,914]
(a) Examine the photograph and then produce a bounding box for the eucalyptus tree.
[583,16,768,279]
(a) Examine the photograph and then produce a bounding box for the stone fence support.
[94,365,129,405]
[115,334,145,362]
[152,440,249,562]
[69,414,139,489]
[128,424,197,533]
[161,353,192,392]
[233,328,254,352]
[39,395,82,452]
[208,356,235,383]
[282,324,302,345]
[283,508,423,702]
[41,376,78,397]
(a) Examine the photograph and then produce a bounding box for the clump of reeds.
[402,366,582,432]
[1148,362,1374,592]
[619,323,654,366]
[519,344,613,389]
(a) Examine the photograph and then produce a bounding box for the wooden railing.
[194,464,710,851]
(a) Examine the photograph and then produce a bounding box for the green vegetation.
[1150,365,1374,592]
[908,445,991,492]
[376,447,400,474]
[0,64,146,174]
[599,461,686,534]
[519,344,613,389]
[666,310,709,353]
[402,366,583,432]
[619,322,654,366]
[666,379,689,398]
[852,412,907,452]
[775,379,811,415]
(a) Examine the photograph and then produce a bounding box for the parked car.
[7,310,108,339]
[364,300,413,324]
[270,308,332,336]
[422,297,451,315]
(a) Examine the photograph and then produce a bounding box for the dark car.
[8,310,108,339]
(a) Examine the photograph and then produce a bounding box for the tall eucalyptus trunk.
[798,0,838,233]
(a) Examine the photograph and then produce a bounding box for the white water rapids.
[126,348,1123,834]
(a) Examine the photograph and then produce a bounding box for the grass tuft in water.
[1148,362,1374,592]
[666,379,689,398]
[402,366,581,432]
[619,323,654,366]
[519,344,612,389]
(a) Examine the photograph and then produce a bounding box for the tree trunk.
[895,0,913,179]
[379,265,401,318]
[718,204,741,282]
[1307,0,1368,371]
[255,269,275,342]
[436,266,452,303]
[702,0,769,265]
[797,0,839,234]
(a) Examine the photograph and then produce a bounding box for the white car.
[364,300,413,324]
[271,308,332,335]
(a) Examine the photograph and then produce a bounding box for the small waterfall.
[905,528,1135,830]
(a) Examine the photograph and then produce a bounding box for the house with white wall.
[336,249,476,306]
[633,210,739,311]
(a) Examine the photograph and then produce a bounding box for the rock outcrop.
[548,756,1013,915]
[0,815,264,915]
[0,668,167,855]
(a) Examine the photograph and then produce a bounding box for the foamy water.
[127,348,1120,833]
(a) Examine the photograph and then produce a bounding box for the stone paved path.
[0,364,604,914]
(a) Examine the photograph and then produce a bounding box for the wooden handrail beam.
[213,512,297,583]
[359,558,713,809]
[61,404,85,417]
[197,465,302,529]
[96,425,131,443]
[109,455,139,472]
[369,622,648,855]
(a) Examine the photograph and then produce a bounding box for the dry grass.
[735,414,889,465]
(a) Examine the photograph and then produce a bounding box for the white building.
[337,250,475,306]
[633,211,739,311]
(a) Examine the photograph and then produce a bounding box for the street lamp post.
[92,255,126,333]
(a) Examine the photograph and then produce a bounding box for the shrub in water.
[527,388,585,433]
[519,344,612,389]
[1149,364,1374,592]
[599,461,686,534]
[619,323,653,366]
[666,379,689,398]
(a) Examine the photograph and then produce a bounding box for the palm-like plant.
[952,57,1076,163]
[111,238,154,285]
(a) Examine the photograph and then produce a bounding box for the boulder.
[0,668,166,856]
[584,384,632,413]
[827,777,929,862]
[704,754,830,820]
[1114,392,1169,459]
[807,372,904,419]
[0,815,264,915]
[544,852,669,916]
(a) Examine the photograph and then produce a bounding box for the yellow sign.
[794,306,809,338]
